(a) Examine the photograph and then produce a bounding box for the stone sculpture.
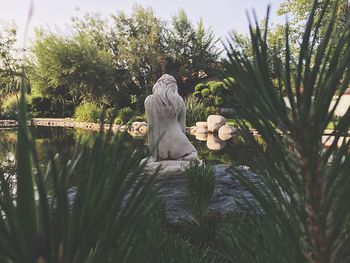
[145,74,197,161]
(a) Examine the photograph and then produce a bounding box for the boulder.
[196,121,208,129]
[207,115,226,133]
[189,126,198,135]
[195,127,208,134]
[207,134,226,151]
[218,125,237,141]
[195,133,208,141]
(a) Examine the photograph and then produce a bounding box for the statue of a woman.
[145,74,197,161]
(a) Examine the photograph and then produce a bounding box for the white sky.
[0,0,286,47]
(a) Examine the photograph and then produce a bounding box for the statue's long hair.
[152,74,183,117]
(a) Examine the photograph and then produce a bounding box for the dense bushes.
[73,104,138,124]
[191,80,233,111]
[74,102,103,122]
[208,81,224,94]
[114,107,134,124]
[185,96,210,125]
[28,94,76,118]
[194,83,206,92]
[25,7,220,118]
[28,95,52,117]
[201,88,211,97]
[0,94,18,119]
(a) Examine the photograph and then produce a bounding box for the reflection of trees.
[73,128,99,148]
[0,157,17,196]
[0,130,17,161]
[0,130,17,196]
[32,127,76,165]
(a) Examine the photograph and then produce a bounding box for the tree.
[0,25,21,97]
[29,5,221,116]
[112,5,165,95]
[166,10,220,94]
[29,30,118,115]
[166,9,195,82]
[278,0,350,41]
[192,19,220,78]
[71,12,117,54]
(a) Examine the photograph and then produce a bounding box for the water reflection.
[0,127,149,169]
[0,126,260,171]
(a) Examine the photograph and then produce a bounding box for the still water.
[0,126,258,172]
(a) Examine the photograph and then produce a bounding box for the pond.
[0,126,261,223]
[0,126,259,170]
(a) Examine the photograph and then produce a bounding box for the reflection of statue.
[145,74,197,161]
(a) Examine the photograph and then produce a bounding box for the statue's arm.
[145,96,158,160]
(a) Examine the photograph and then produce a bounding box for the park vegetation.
[0,0,350,262]
[1,6,220,123]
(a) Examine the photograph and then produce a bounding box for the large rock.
[195,127,208,134]
[218,125,237,141]
[196,121,208,129]
[195,132,208,141]
[189,126,198,135]
[207,134,226,150]
[207,115,226,133]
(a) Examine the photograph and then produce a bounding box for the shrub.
[28,95,53,117]
[192,91,202,99]
[134,114,147,122]
[185,96,210,125]
[114,116,122,125]
[74,102,102,122]
[0,94,18,119]
[201,88,211,97]
[210,81,224,95]
[181,163,218,245]
[116,106,134,124]
[185,162,214,221]
[104,107,118,123]
[205,81,216,88]
[214,96,223,106]
[194,83,206,92]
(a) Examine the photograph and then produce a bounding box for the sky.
[0,0,286,46]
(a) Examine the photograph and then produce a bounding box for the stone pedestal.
[140,158,199,176]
